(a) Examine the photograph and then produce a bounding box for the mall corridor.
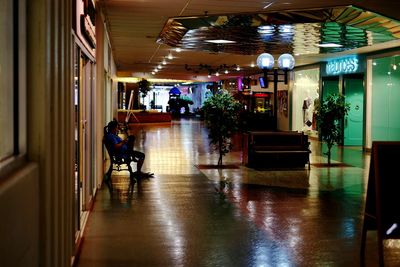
[76,119,399,267]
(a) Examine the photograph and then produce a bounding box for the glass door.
[80,55,94,211]
[73,44,81,239]
[343,77,364,146]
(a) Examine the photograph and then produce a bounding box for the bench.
[103,125,138,191]
[243,131,311,169]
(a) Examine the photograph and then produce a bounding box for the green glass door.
[322,78,339,99]
[344,78,364,146]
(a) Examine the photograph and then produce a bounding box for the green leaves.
[138,79,151,97]
[315,93,350,163]
[203,90,242,165]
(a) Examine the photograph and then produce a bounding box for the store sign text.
[326,57,359,75]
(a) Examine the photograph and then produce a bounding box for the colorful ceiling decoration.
[157,6,400,55]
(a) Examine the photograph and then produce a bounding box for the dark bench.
[103,125,138,191]
[243,131,311,169]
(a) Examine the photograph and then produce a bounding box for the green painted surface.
[344,78,364,146]
[322,79,339,99]
[372,56,400,141]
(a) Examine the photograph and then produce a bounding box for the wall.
[277,81,290,131]
[371,55,400,141]
[96,6,117,187]
[0,164,39,266]
[26,0,74,266]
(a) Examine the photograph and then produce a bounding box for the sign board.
[326,56,359,75]
[360,141,400,266]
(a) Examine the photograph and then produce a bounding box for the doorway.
[343,76,364,146]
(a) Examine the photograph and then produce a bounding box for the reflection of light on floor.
[152,177,185,264]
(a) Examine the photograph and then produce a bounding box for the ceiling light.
[176,48,182,52]
[154,69,159,72]
[257,25,275,34]
[167,52,173,60]
[157,65,162,69]
[250,63,255,68]
[263,1,274,9]
[152,71,155,75]
[162,59,167,65]
[236,66,241,71]
[224,70,229,74]
[205,39,236,44]
[215,72,220,76]
[317,43,343,48]
[279,25,293,34]
[207,75,211,78]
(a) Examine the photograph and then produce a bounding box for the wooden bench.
[243,131,311,169]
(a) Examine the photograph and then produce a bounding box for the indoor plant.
[138,78,152,111]
[202,90,242,165]
[314,93,350,165]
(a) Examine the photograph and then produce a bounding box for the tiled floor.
[76,119,400,267]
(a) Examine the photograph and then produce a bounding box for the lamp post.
[256,53,295,129]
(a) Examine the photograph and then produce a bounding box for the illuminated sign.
[326,57,359,75]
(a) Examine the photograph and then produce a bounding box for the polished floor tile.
[77,119,400,267]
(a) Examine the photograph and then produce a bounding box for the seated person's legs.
[130,150,145,173]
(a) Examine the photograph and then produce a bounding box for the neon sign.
[326,57,359,75]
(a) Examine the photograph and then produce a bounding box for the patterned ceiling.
[158,6,400,56]
[99,0,400,80]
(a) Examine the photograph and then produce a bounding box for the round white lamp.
[256,53,275,70]
[277,53,295,70]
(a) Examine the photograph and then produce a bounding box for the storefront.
[73,0,97,250]
[321,56,366,146]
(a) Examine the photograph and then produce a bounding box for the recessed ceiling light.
[205,39,236,44]
[317,43,343,48]
[263,1,274,9]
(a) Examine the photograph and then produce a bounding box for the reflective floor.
[77,119,400,267]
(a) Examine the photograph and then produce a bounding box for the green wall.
[372,56,400,141]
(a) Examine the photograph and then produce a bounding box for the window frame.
[0,0,27,178]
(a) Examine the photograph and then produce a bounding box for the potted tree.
[314,93,350,165]
[203,90,242,165]
[138,78,151,111]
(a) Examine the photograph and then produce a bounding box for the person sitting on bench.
[105,120,146,179]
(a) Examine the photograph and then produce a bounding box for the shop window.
[0,0,26,173]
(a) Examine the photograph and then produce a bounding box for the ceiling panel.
[98,0,400,81]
